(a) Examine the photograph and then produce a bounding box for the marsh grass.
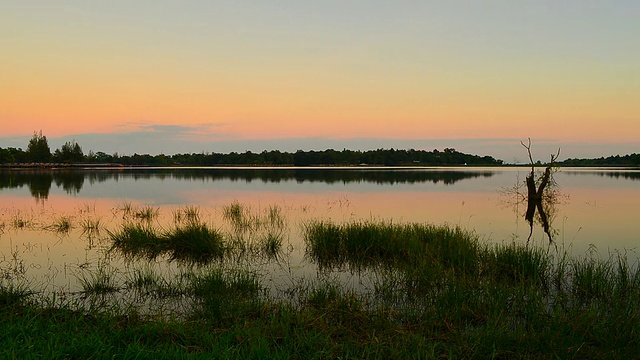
[0,281,33,308]
[78,267,119,295]
[222,202,286,258]
[173,205,201,224]
[80,217,102,238]
[108,219,225,264]
[3,206,640,358]
[304,220,479,272]
[46,215,74,234]
[127,266,160,291]
[303,219,640,357]
[222,201,250,230]
[108,223,163,260]
[163,222,225,263]
[123,266,191,300]
[115,201,159,222]
[134,206,159,221]
[188,268,264,322]
[11,210,33,230]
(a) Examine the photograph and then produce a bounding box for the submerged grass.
[302,220,640,358]
[80,217,102,238]
[163,222,225,263]
[10,210,33,230]
[78,267,119,295]
[3,206,640,358]
[109,204,285,263]
[304,220,480,273]
[46,215,74,234]
[108,219,225,264]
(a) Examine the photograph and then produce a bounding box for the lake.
[1,166,639,306]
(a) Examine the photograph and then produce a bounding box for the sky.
[1,1,638,163]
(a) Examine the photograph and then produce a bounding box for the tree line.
[558,154,640,167]
[0,131,506,166]
[3,131,638,167]
[0,131,84,164]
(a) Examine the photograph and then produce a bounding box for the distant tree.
[0,147,27,163]
[53,140,85,163]
[26,131,52,162]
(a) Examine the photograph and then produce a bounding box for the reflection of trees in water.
[0,170,83,201]
[28,172,52,202]
[53,171,84,195]
[564,171,640,181]
[129,169,496,185]
[1,168,496,200]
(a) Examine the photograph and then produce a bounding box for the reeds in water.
[47,215,73,234]
[108,220,225,264]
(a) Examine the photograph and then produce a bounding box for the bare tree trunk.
[521,138,559,247]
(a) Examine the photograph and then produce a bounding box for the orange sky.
[1,2,638,160]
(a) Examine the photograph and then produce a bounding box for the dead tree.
[521,138,560,247]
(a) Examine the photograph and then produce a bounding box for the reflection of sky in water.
[1,167,639,298]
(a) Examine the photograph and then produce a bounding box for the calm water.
[1,167,639,300]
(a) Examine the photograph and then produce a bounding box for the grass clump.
[10,210,33,229]
[304,220,479,274]
[108,223,163,259]
[108,220,225,264]
[223,201,255,231]
[80,217,102,238]
[223,202,286,258]
[115,201,159,222]
[173,205,201,224]
[0,281,33,309]
[163,222,225,263]
[47,215,74,234]
[78,267,119,295]
[188,269,263,323]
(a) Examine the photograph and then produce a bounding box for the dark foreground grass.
[2,220,640,358]
[108,221,226,264]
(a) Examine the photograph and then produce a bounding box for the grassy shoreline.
[2,218,639,358]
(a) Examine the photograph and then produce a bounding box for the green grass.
[78,267,119,295]
[3,215,640,358]
[108,220,226,264]
[109,204,285,263]
[222,202,286,258]
[108,223,164,259]
[223,201,251,231]
[0,281,33,309]
[163,222,226,263]
[303,220,480,272]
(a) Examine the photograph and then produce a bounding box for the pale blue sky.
[1,1,638,162]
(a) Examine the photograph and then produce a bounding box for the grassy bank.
[2,219,640,358]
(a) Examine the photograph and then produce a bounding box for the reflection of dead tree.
[521,138,560,247]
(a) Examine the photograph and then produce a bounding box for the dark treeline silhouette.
[1,145,502,166]
[559,153,640,167]
[0,168,496,201]
[86,148,502,167]
[1,132,503,166]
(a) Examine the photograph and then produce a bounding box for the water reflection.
[564,170,640,181]
[0,168,496,201]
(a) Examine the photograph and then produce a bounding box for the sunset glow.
[2,1,638,161]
